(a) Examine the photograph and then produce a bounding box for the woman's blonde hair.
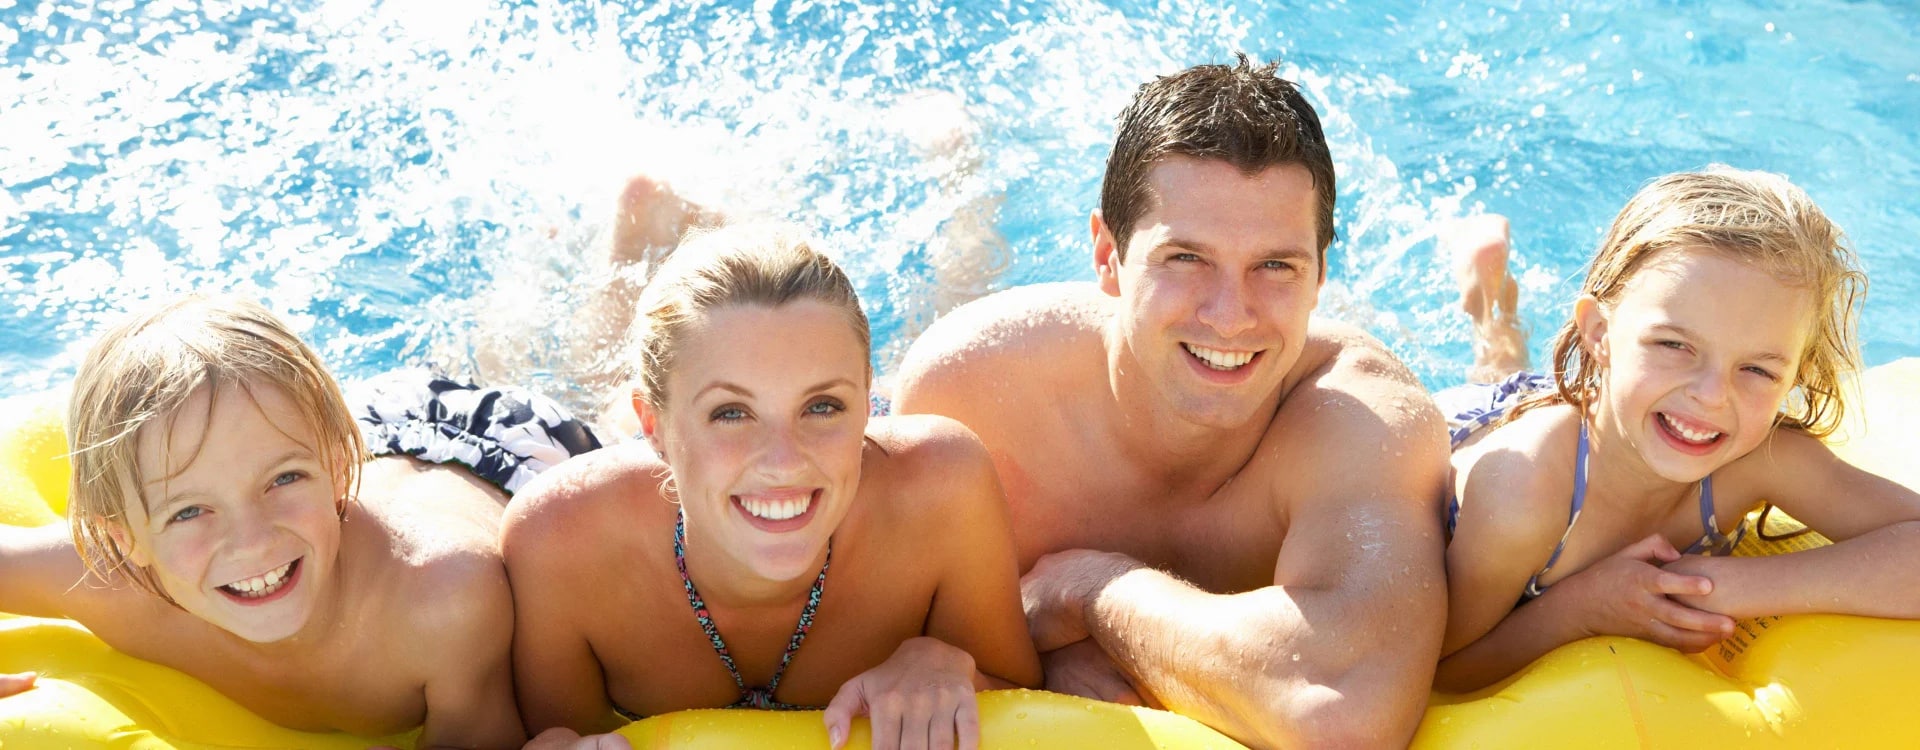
[66,296,365,601]
[1517,166,1865,437]
[627,222,870,411]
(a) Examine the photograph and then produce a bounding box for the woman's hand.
[1546,533,1735,652]
[823,636,981,750]
[0,672,35,698]
[521,726,634,750]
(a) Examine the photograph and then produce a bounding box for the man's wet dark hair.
[1100,54,1337,270]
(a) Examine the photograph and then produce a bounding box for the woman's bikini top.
[1447,420,1744,603]
[613,510,832,721]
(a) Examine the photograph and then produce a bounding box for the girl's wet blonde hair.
[66,296,364,601]
[627,222,871,412]
[1516,165,1865,437]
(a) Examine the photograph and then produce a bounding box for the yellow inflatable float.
[4,360,1919,748]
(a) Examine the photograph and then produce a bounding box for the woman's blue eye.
[711,406,748,422]
[168,506,203,524]
[806,399,845,416]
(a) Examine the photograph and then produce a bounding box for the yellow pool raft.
[3,359,1919,748]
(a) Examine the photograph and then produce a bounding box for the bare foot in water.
[584,173,725,436]
[1444,214,1529,384]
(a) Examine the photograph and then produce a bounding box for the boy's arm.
[0,523,92,618]
[1668,432,1920,619]
[414,555,527,749]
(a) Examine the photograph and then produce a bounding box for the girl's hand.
[1548,533,1735,652]
[823,637,980,750]
[522,727,634,750]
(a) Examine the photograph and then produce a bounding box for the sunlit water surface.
[4,0,1917,414]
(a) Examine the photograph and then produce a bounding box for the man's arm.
[1028,330,1451,748]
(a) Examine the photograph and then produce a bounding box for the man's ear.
[1092,210,1122,297]
[1573,295,1609,363]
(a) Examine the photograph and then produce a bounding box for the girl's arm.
[1669,431,1920,619]
[1438,533,1732,692]
[1437,447,1731,692]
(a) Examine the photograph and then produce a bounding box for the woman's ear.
[634,391,664,454]
[1573,295,1610,364]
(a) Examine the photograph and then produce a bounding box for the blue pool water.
[4,0,1917,409]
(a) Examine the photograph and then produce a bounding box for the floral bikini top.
[612,510,832,722]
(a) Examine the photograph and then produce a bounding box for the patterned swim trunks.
[347,368,604,495]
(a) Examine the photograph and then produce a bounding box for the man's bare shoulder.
[895,282,1109,407]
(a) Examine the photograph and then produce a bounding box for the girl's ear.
[1573,294,1610,364]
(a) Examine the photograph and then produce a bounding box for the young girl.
[0,296,602,748]
[1434,167,1920,692]
[504,223,1042,749]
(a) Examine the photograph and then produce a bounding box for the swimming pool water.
[4,0,1917,410]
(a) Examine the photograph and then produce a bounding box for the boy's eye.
[1656,340,1689,351]
[805,399,846,416]
[271,471,304,488]
[168,506,204,524]
[1742,366,1780,382]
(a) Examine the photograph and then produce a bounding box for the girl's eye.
[271,471,304,488]
[168,506,204,524]
[710,406,749,422]
[1743,366,1780,382]
[805,399,846,416]
[1656,340,1689,352]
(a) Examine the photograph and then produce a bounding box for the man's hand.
[1021,549,1142,652]
[1041,640,1153,707]
[1547,534,1735,652]
[0,672,35,698]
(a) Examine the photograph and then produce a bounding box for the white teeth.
[740,494,811,521]
[1661,413,1722,444]
[1185,344,1255,370]
[224,561,294,599]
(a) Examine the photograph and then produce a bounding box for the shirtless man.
[894,57,1451,748]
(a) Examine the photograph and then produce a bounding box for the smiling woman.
[501,222,1043,749]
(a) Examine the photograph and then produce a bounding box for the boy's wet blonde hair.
[66,296,364,601]
[627,222,870,412]
[1522,165,1865,438]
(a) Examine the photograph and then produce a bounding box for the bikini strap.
[1523,420,1591,599]
[674,510,832,709]
[1688,474,1744,555]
